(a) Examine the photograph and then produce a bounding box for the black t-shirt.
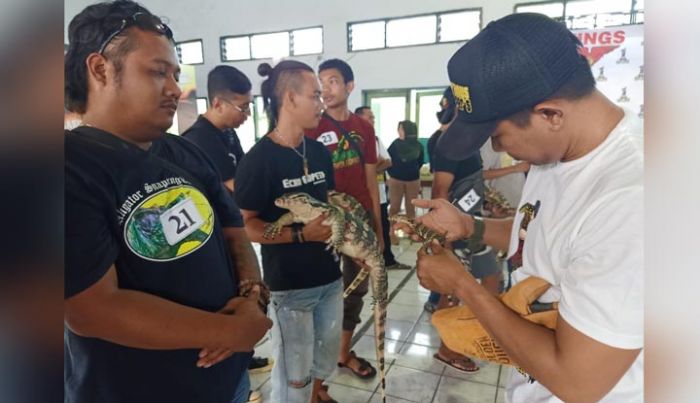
[235,136,341,291]
[387,140,424,181]
[432,146,483,186]
[65,126,250,403]
[427,129,442,172]
[182,115,245,182]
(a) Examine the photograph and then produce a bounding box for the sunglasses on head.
[98,12,173,55]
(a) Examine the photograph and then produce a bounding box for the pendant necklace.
[275,128,308,175]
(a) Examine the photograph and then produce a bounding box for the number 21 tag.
[159,197,205,246]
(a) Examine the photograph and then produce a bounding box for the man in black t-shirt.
[428,87,502,374]
[63,3,271,402]
[236,60,343,403]
[182,65,274,378]
[182,65,251,194]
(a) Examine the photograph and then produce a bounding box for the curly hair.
[64,1,171,113]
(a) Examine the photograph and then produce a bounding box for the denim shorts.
[269,278,343,403]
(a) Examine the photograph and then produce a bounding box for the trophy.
[638,104,644,119]
[596,66,607,82]
[616,48,629,64]
[617,87,630,103]
[635,65,644,81]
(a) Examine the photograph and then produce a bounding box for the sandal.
[337,350,377,379]
[433,353,480,374]
[317,384,338,403]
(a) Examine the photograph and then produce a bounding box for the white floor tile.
[442,361,501,387]
[391,290,431,307]
[381,364,441,402]
[393,343,444,375]
[387,302,425,322]
[364,319,416,343]
[324,383,374,403]
[496,387,506,403]
[406,321,442,348]
[432,376,498,403]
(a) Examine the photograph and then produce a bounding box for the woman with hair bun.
[234,60,342,403]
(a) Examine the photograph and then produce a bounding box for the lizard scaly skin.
[388,214,447,251]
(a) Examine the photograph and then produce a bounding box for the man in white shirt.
[408,13,643,402]
[480,138,529,209]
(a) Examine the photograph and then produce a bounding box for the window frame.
[175,38,204,65]
[346,8,483,53]
[220,25,324,62]
[513,0,644,27]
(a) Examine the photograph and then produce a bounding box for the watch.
[467,215,485,252]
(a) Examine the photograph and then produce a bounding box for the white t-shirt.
[376,137,390,204]
[480,138,526,207]
[505,109,643,403]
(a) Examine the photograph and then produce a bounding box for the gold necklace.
[274,128,308,176]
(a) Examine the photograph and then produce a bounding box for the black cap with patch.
[437,13,588,160]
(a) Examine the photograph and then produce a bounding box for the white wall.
[64,0,520,108]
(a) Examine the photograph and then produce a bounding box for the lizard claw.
[263,223,282,239]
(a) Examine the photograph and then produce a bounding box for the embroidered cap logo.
[450,83,473,113]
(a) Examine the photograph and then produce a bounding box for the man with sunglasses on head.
[182,65,252,194]
[64,2,271,402]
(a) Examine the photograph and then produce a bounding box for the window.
[253,96,269,139]
[221,36,250,61]
[363,87,444,152]
[386,15,437,47]
[348,21,385,51]
[251,32,290,59]
[515,2,565,18]
[566,0,632,29]
[348,9,482,52]
[175,39,203,65]
[196,97,208,115]
[292,27,323,55]
[221,26,323,61]
[439,10,481,42]
[514,1,644,28]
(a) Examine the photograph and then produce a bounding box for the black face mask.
[436,106,455,125]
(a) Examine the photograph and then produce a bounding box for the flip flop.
[433,353,480,374]
[317,384,338,403]
[337,350,377,379]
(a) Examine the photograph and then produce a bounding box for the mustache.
[160,100,178,109]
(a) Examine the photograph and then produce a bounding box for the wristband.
[291,225,302,243]
[467,215,485,252]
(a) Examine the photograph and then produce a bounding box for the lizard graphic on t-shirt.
[332,131,363,170]
[508,200,541,273]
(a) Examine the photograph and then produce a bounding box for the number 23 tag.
[159,197,205,246]
[318,131,339,146]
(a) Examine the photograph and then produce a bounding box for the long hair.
[395,120,421,161]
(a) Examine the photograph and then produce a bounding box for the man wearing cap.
[409,13,642,402]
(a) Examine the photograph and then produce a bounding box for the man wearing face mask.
[423,88,502,375]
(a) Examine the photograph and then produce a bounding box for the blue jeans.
[231,371,250,403]
[428,291,440,304]
[270,278,343,403]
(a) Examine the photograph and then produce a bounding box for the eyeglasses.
[220,98,252,115]
[98,12,173,55]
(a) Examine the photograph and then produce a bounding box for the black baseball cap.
[436,87,456,124]
[437,13,589,160]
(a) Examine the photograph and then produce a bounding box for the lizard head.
[275,192,327,214]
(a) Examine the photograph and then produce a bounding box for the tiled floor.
[250,239,509,403]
